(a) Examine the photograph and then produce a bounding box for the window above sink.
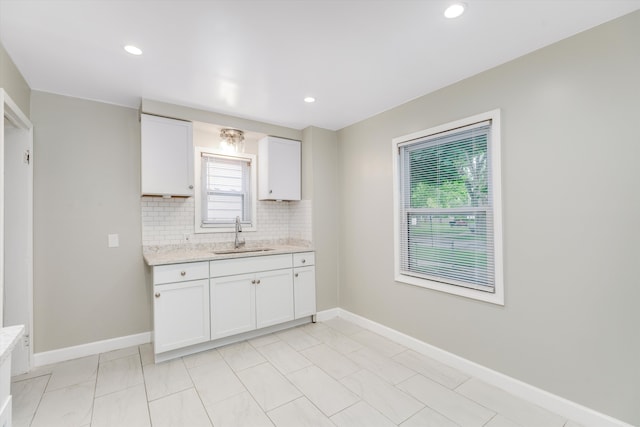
[194,146,257,234]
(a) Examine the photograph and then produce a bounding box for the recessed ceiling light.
[124,45,143,55]
[444,3,466,19]
[304,97,316,103]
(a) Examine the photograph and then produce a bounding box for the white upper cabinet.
[258,136,301,201]
[141,113,194,197]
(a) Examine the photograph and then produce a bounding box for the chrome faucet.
[234,216,245,249]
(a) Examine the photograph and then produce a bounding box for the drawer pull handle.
[180,271,186,276]
[155,292,161,298]
[294,273,299,278]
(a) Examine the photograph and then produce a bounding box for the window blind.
[201,153,252,225]
[398,120,495,292]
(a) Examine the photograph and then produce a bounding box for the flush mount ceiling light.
[304,96,316,103]
[220,128,245,153]
[444,2,466,19]
[124,45,143,55]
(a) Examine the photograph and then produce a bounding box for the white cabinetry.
[293,252,316,319]
[141,113,194,197]
[151,251,315,361]
[258,136,301,200]
[210,273,255,340]
[0,326,24,427]
[153,262,210,354]
[256,269,294,328]
[210,254,294,340]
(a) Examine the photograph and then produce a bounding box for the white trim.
[336,309,633,427]
[1,89,33,130]
[1,89,34,376]
[391,109,504,306]
[314,307,340,322]
[33,332,151,367]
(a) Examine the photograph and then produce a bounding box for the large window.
[393,110,503,305]
[194,147,257,233]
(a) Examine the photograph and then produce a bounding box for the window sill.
[395,273,504,306]
[194,225,257,234]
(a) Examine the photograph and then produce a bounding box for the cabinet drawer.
[153,262,209,285]
[210,254,292,277]
[293,252,315,267]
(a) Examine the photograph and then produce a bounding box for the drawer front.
[210,254,292,277]
[293,252,315,267]
[153,261,209,285]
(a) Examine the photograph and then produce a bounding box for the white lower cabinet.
[294,265,316,318]
[210,273,256,340]
[153,278,210,354]
[256,269,294,328]
[293,252,316,319]
[210,254,295,340]
[152,252,315,359]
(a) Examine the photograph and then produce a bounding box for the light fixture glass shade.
[220,128,245,153]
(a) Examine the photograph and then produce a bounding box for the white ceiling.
[1,1,639,131]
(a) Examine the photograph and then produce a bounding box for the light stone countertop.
[0,324,25,364]
[143,243,313,266]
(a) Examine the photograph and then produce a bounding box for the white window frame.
[194,146,257,233]
[392,109,504,305]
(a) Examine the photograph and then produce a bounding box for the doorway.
[2,90,33,375]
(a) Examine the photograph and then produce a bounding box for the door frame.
[1,89,34,374]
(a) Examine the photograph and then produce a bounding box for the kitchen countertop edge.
[143,245,314,267]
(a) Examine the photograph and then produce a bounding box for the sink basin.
[213,248,274,255]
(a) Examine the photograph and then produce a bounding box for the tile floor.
[11,317,583,427]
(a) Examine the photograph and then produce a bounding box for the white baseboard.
[33,332,151,367]
[315,307,340,322]
[336,309,632,427]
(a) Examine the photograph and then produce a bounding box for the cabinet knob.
[251,280,256,284]
[155,292,160,298]
[294,273,299,278]
[188,185,194,189]
[301,259,306,264]
[269,190,273,194]
[180,271,186,276]
[256,279,261,284]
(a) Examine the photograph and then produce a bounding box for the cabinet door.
[294,266,316,319]
[258,137,300,201]
[154,279,210,354]
[211,273,256,340]
[141,114,194,197]
[255,269,294,329]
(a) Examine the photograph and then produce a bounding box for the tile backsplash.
[141,197,312,247]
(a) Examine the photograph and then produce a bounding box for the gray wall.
[337,11,640,425]
[31,91,150,352]
[0,41,30,116]
[302,126,339,311]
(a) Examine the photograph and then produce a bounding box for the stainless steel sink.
[213,248,274,255]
